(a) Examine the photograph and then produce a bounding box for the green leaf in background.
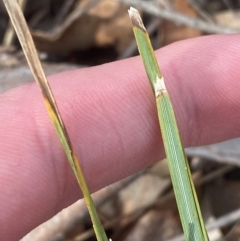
[128,7,209,241]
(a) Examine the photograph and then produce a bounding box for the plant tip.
[128,7,146,32]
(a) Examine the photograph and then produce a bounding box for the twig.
[31,0,101,41]
[186,0,214,23]
[195,165,234,187]
[116,0,237,34]
[186,148,240,167]
[53,0,76,27]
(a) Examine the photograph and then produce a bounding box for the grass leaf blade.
[3,1,108,240]
[128,7,209,241]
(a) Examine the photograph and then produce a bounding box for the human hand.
[1,34,240,241]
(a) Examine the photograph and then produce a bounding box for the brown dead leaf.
[119,209,181,241]
[119,173,170,216]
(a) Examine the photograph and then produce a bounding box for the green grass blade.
[128,7,209,241]
[3,1,108,240]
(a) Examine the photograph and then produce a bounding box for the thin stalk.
[128,7,209,241]
[3,0,27,46]
[3,1,108,240]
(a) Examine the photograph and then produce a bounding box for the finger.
[1,34,240,240]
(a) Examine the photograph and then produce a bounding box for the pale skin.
[1,35,240,240]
